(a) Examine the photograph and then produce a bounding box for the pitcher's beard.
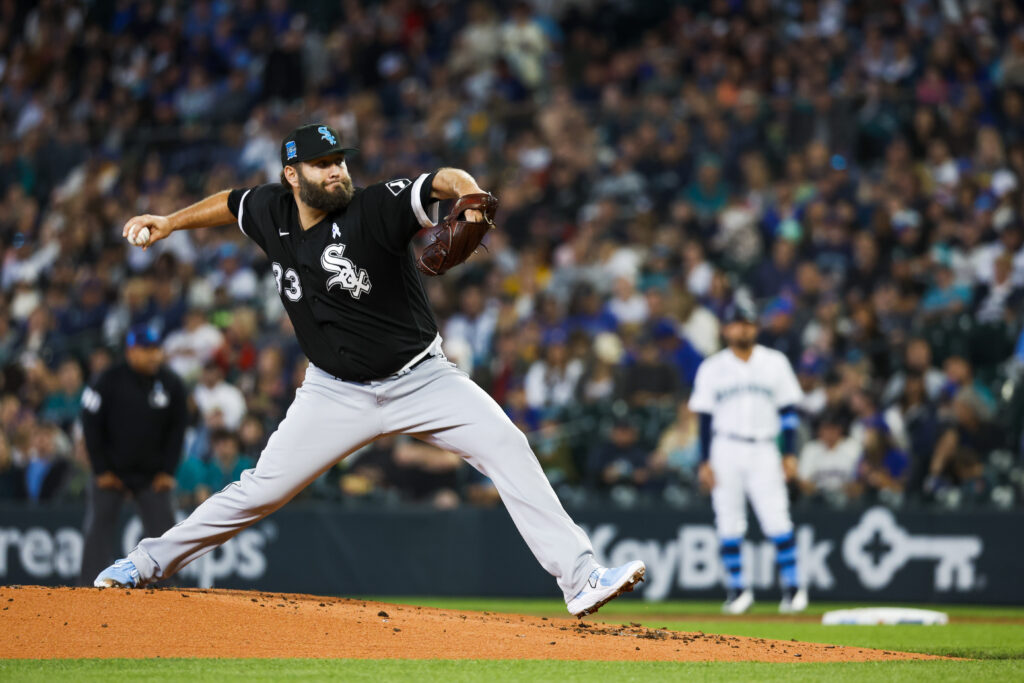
[297,171,354,213]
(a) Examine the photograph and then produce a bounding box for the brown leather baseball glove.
[416,192,499,276]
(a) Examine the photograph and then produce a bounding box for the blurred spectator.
[444,284,498,371]
[973,252,1024,323]
[682,241,714,299]
[389,437,462,509]
[684,155,728,224]
[796,353,828,417]
[926,392,996,502]
[500,2,549,91]
[605,276,648,327]
[566,285,617,337]
[163,309,224,384]
[211,306,260,378]
[646,402,700,487]
[465,469,502,507]
[577,332,623,405]
[55,278,107,353]
[883,338,947,405]
[676,292,720,358]
[797,412,860,504]
[0,433,24,499]
[40,358,84,429]
[336,437,398,502]
[503,379,542,434]
[893,372,941,493]
[652,319,704,389]
[23,421,73,502]
[750,240,799,300]
[205,244,259,303]
[238,415,267,461]
[247,347,289,419]
[941,356,996,420]
[587,417,648,491]
[176,429,254,508]
[853,417,909,502]
[621,334,679,407]
[758,298,802,365]
[193,361,246,430]
[921,262,972,319]
[531,417,579,486]
[524,331,583,411]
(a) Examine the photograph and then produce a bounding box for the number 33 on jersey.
[271,262,303,301]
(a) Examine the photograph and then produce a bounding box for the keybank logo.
[585,506,984,601]
[585,523,835,601]
[0,513,275,588]
[842,507,982,591]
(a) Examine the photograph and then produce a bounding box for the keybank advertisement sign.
[584,507,986,602]
[0,504,1018,603]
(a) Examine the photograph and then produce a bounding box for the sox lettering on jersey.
[321,243,372,299]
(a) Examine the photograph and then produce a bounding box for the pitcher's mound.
[0,586,939,662]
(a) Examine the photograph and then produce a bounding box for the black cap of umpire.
[125,322,161,348]
[721,299,758,325]
[280,124,358,167]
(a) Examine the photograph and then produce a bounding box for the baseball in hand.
[129,226,151,247]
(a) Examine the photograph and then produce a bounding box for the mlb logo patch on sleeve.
[386,178,412,196]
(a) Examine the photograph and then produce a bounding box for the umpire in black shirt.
[79,323,187,585]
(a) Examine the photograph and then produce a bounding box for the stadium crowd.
[2,0,1024,512]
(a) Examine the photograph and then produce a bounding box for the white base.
[822,607,948,625]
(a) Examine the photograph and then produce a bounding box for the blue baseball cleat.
[566,560,646,618]
[93,558,141,588]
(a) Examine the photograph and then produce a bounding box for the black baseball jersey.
[227,172,440,382]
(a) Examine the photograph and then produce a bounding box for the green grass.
[4,598,1022,681]
[375,596,1024,620]
[1,659,1023,682]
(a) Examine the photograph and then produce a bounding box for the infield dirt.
[0,586,943,662]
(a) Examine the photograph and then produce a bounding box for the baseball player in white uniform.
[688,301,809,614]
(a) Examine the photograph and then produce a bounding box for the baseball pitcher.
[688,300,808,614]
[94,123,645,617]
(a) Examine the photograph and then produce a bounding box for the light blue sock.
[773,531,798,589]
[720,538,744,590]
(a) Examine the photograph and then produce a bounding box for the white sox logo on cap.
[318,126,337,145]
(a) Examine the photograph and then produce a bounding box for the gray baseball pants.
[127,356,598,601]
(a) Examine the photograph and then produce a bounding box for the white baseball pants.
[709,438,793,539]
[127,357,599,601]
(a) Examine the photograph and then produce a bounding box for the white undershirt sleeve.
[236,189,252,237]
[410,173,435,228]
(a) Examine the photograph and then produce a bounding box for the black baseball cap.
[280,124,358,166]
[126,323,161,348]
[721,299,758,325]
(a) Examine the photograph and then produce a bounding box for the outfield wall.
[1,503,1021,604]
